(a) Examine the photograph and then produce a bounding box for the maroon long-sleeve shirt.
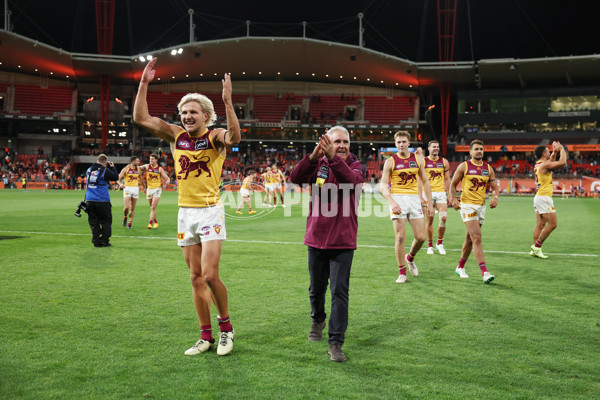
[289,154,363,249]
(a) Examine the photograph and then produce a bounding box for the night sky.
[2,0,599,62]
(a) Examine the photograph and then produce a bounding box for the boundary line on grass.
[1,229,598,257]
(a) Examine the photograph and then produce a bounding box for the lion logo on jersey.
[397,172,417,185]
[469,177,487,191]
[178,155,211,179]
[148,174,160,182]
[428,170,442,180]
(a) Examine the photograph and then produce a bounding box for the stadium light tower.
[4,0,10,31]
[189,9,195,43]
[358,13,364,47]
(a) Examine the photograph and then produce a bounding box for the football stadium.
[1,1,599,399]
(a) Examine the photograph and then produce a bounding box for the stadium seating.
[363,96,415,124]
[12,84,74,116]
[144,91,417,125]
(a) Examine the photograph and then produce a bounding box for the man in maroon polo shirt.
[289,125,363,362]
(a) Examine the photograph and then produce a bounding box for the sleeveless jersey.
[424,156,446,192]
[146,165,162,190]
[534,161,553,197]
[460,160,491,205]
[263,172,273,185]
[174,129,224,207]
[271,170,282,184]
[390,153,421,195]
[124,167,140,187]
[241,175,252,190]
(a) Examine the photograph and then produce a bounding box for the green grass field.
[1,189,599,399]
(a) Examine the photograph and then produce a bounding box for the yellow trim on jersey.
[241,176,252,190]
[460,160,491,205]
[535,161,553,197]
[390,153,421,195]
[124,168,140,187]
[146,165,162,190]
[174,129,225,208]
[425,156,446,192]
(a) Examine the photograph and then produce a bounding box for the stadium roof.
[1,1,599,90]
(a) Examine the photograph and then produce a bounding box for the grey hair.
[325,125,350,143]
[177,93,217,127]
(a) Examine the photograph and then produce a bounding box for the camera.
[74,200,88,218]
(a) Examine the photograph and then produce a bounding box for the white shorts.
[240,188,250,198]
[265,184,274,192]
[424,191,448,206]
[534,195,556,214]
[123,186,139,199]
[460,203,486,225]
[390,194,424,220]
[272,183,281,190]
[177,204,226,246]
[146,187,162,199]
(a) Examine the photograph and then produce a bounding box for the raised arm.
[133,58,179,142]
[212,73,241,150]
[544,142,567,172]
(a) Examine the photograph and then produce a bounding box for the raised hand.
[222,73,233,105]
[142,58,157,84]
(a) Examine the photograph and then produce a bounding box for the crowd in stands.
[1,147,73,189]
[2,144,599,190]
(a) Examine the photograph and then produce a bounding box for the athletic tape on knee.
[438,211,447,227]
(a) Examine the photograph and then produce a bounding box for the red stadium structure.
[0,4,599,194]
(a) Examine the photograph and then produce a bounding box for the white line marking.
[1,230,597,257]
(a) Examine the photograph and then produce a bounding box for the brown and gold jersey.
[534,161,553,197]
[174,129,224,207]
[241,175,252,190]
[424,156,446,192]
[460,160,492,205]
[146,165,162,190]
[390,153,421,195]
[124,167,140,187]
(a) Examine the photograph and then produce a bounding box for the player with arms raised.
[134,58,240,356]
[531,142,567,258]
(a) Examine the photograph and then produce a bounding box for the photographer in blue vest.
[85,154,119,247]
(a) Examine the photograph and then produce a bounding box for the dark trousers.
[87,201,112,246]
[307,247,354,345]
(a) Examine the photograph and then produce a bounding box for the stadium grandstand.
[1,2,599,196]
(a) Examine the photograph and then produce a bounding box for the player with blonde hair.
[134,57,240,356]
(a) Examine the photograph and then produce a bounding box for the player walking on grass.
[449,139,499,284]
[261,169,275,207]
[236,170,257,214]
[531,142,567,258]
[118,156,142,229]
[134,57,240,356]
[139,154,170,229]
[380,131,433,284]
[421,141,451,255]
[271,164,286,207]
